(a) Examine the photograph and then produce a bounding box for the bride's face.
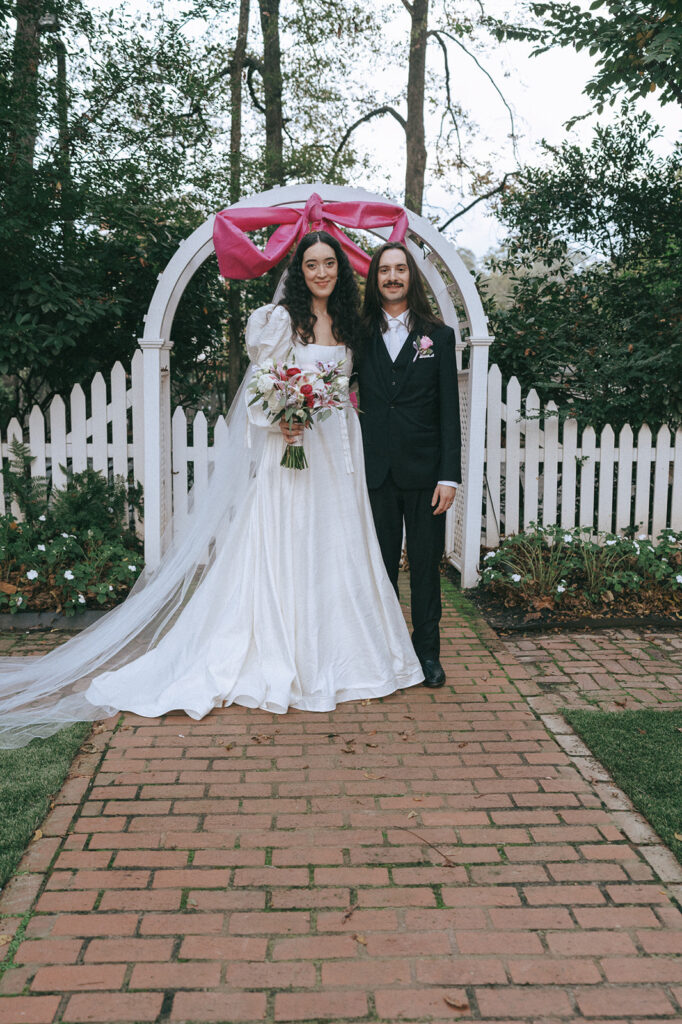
[301,242,338,300]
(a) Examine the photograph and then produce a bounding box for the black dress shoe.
[421,657,446,688]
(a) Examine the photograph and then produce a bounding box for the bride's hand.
[279,420,305,444]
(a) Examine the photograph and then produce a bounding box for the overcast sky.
[349,13,682,261]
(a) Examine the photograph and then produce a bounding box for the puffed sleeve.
[245,304,295,434]
[245,303,294,365]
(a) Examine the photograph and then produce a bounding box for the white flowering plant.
[0,444,143,616]
[479,525,682,616]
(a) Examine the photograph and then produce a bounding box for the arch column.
[138,336,173,570]
[138,183,492,587]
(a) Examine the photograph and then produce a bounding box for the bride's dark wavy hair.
[279,231,361,355]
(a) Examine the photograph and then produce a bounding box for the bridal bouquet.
[247,358,349,469]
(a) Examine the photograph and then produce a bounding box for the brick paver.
[1,584,681,1023]
[503,628,682,712]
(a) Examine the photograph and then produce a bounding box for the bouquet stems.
[281,437,308,470]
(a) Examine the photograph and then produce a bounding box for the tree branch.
[429,30,464,169]
[438,171,517,231]
[330,105,407,174]
[432,29,519,162]
[244,57,266,114]
[400,0,413,15]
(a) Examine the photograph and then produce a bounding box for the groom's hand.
[431,484,456,515]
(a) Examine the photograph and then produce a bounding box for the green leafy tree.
[482,109,682,431]
[491,1,682,120]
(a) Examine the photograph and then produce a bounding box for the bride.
[0,231,423,747]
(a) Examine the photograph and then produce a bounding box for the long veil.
[0,368,267,749]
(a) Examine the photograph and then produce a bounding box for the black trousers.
[368,473,446,660]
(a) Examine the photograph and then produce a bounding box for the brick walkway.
[1,585,682,1023]
[503,629,682,714]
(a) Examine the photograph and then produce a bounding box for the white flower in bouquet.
[267,390,285,414]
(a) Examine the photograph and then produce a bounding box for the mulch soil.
[445,566,682,637]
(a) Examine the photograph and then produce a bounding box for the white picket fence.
[483,364,682,546]
[3,357,682,554]
[0,353,144,519]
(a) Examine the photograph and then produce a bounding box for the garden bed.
[449,525,682,636]
[461,576,682,635]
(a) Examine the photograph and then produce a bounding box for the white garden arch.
[138,183,492,587]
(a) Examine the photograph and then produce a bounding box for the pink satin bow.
[213,191,408,280]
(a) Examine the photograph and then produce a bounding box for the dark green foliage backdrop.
[482,111,682,432]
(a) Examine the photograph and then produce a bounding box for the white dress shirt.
[382,310,411,361]
[381,309,458,490]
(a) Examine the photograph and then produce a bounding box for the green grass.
[0,723,92,888]
[565,708,682,865]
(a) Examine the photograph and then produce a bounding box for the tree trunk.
[226,0,250,406]
[6,0,43,186]
[257,0,284,187]
[404,0,429,214]
[54,35,73,253]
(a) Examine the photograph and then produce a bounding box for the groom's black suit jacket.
[357,318,462,492]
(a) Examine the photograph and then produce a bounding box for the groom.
[358,242,461,688]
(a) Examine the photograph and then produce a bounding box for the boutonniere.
[413,335,435,361]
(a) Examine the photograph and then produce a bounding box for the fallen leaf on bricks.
[251,734,273,744]
[342,905,357,922]
[225,743,235,751]
[407,811,418,819]
[674,833,682,842]
[363,772,385,780]
[352,933,367,945]
[32,829,43,842]
[0,936,11,947]
[443,995,469,1011]
[365,742,378,749]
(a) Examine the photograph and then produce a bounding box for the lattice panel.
[447,368,470,569]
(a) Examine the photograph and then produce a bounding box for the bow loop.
[305,193,325,230]
[213,191,408,280]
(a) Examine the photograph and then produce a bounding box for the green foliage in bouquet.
[480,524,682,617]
[1,441,143,616]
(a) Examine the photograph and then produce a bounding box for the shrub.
[480,524,682,616]
[0,442,143,615]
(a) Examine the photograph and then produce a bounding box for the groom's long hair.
[362,242,443,335]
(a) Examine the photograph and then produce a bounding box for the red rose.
[300,383,313,395]
[305,394,315,407]
[286,367,301,378]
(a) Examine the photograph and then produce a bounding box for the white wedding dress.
[84,304,423,718]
